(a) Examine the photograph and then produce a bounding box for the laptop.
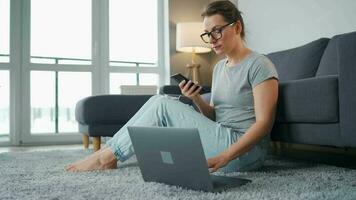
[127,126,251,192]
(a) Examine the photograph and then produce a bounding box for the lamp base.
[185,63,201,84]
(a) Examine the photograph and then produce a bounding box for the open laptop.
[127,126,251,192]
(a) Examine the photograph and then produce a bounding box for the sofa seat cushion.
[271,123,342,147]
[267,38,330,81]
[276,75,338,123]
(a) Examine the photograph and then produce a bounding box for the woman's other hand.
[179,80,202,100]
[207,152,231,172]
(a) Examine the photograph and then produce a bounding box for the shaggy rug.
[0,149,355,200]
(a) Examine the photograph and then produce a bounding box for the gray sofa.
[75,31,356,150]
[269,31,356,148]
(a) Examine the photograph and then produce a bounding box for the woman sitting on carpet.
[66,0,278,173]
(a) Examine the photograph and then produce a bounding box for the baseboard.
[270,141,356,169]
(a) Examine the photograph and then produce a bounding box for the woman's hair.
[201,0,245,39]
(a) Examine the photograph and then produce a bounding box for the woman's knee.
[149,94,163,100]
[147,95,172,109]
[151,94,176,104]
[147,94,165,104]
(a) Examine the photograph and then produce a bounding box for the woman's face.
[202,14,238,55]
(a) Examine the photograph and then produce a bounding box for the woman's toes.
[65,165,76,171]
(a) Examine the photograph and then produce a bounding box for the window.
[0,0,9,136]
[0,71,9,135]
[109,0,160,94]
[109,73,159,94]
[31,71,91,134]
[139,73,159,85]
[110,73,137,94]
[3,0,166,144]
[58,72,91,132]
[109,0,158,64]
[30,0,92,134]
[31,0,91,64]
[30,71,55,133]
[0,0,10,63]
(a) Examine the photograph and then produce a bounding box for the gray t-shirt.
[211,52,278,133]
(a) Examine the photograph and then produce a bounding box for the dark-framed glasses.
[200,22,235,43]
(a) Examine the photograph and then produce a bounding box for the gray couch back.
[317,31,356,77]
[267,38,330,81]
[316,35,341,76]
[267,31,356,81]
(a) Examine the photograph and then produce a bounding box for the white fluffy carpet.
[0,149,355,200]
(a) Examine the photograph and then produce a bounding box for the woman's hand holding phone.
[179,80,202,100]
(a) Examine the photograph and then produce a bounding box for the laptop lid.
[128,126,214,191]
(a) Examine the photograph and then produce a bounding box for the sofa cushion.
[267,38,330,81]
[317,31,356,77]
[316,35,341,76]
[276,75,339,123]
[271,123,342,147]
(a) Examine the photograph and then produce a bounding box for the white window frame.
[3,0,169,146]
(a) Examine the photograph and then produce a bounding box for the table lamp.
[176,22,211,83]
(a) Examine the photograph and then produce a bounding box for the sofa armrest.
[337,32,356,147]
[159,85,211,95]
[277,76,339,123]
[159,85,181,95]
[159,85,212,110]
[75,95,152,124]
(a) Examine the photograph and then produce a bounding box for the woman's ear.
[235,21,242,36]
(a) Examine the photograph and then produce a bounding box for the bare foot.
[66,147,118,172]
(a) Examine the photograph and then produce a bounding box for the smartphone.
[170,73,190,84]
[170,73,205,92]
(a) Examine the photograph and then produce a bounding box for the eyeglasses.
[200,22,235,43]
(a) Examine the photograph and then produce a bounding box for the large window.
[31,0,91,64]
[30,71,91,133]
[109,0,159,94]
[0,71,9,135]
[2,0,166,144]
[30,71,55,133]
[109,0,157,64]
[110,73,137,94]
[0,0,10,136]
[30,0,92,134]
[57,72,91,132]
[0,0,9,63]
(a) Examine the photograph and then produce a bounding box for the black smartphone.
[170,73,190,84]
[170,73,205,92]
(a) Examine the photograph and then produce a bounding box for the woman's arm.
[179,80,215,120]
[208,78,278,172]
[192,95,215,121]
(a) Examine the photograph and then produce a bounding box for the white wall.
[238,0,356,54]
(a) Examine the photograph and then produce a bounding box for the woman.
[66,0,278,173]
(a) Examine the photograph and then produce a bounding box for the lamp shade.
[176,22,211,53]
